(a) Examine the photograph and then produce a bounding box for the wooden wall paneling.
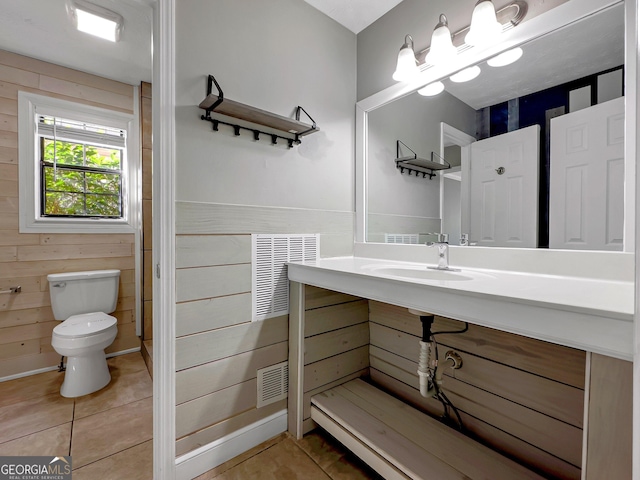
[370,336,584,429]
[444,376,582,467]
[175,315,288,371]
[17,243,134,261]
[0,50,134,97]
[175,235,251,268]
[175,292,251,337]
[37,76,133,111]
[304,299,368,337]
[39,233,134,245]
[175,399,286,457]
[175,201,353,237]
[175,263,250,303]
[175,378,258,438]
[140,81,152,345]
[305,323,369,365]
[0,231,39,246]
[304,285,362,310]
[371,370,581,480]
[176,341,287,405]
[584,354,632,479]
[0,256,135,279]
[369,301,586,388]
[0,131,17,148]
[303,345,369,392]
[0,146,16,164]
[0,306,55,329]
[0,351,62,378]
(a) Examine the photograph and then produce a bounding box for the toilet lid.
[53,312,117,338]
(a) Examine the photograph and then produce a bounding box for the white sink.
[362,264,483,282]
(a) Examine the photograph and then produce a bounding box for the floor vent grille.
[252,234,318,321]
[257,361,288,408]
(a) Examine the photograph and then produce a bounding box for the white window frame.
[18,91,139,234]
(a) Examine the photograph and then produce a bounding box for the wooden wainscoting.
[368,301,586,480]
[289,285,370,436]
[0,49,140,379]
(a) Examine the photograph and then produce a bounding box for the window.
[19,92,139,233]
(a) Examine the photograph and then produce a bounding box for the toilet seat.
[53,312,117,339]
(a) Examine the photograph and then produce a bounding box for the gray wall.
[174,0,356,457]
[176,0,356,211]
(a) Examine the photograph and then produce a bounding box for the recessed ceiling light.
[68,0,123,42]
[487,47,524,67]
[418,81,445,96]
[450,65,481,83]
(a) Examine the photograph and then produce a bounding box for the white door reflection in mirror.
[466,125,540,247]
[549,97,624,250]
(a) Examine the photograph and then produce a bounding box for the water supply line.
[417,314,436,397]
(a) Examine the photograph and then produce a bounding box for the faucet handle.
[424,232,448,245]
[435,233,448,243]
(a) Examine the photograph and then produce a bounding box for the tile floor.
[0,352,153,479]
[196,430,383,480]
[0,351,380,480]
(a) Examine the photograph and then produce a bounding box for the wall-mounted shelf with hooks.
[395,140,450,179]
[198,75,318,148]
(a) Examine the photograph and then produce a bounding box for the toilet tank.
[47,270,120,320]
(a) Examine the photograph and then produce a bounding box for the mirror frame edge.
[355,0,635,253]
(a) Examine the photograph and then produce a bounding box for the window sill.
[19,217,136,234]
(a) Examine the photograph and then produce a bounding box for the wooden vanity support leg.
[288,281,305,439]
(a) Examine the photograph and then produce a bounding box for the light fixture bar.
[416,0,528,66]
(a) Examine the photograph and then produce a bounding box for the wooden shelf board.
[199,94,317,136]
[396,156,450,172]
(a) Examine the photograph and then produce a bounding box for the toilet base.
[60,350,111,398]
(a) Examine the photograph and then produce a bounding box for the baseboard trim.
[0,347,142,383]
[175,409,287,480]
[106,347,141,358]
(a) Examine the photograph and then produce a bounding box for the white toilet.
[48,269,120,398]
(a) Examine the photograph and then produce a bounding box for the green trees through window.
[41,139,123,217]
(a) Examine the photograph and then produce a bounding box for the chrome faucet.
[427,233,460,271]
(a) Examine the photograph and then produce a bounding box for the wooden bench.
[311,379,544,480]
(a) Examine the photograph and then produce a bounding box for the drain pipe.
[417,314,435,397]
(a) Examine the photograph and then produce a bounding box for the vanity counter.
[288,256,634,360]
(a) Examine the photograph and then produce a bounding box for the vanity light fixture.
[67,0,123,42]
[392,35,420,81]
[424,15,457,67]
[450,65,481,83]
[391,1,528,81]
[418,81,445,96]
[487,47,523,67]
[465,0,503,47]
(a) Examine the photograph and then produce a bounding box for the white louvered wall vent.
[385,233,420,244]
[257,361,288,408]
[252,234,318,322]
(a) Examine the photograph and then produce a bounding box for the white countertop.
[288,256,634,360]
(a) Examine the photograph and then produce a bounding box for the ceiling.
[303,0,403,33]
[0,0,393,86]
[0,0,153,85]
[0,0,624,108]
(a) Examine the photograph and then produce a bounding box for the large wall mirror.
[358,0,635,252]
